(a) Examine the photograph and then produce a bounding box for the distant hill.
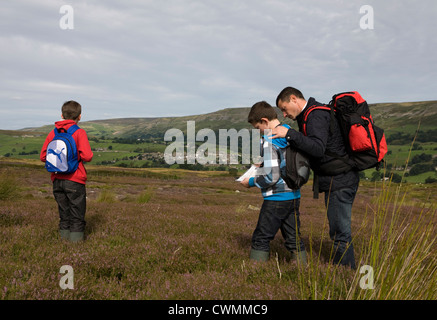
[19,108,295,140]
[18,100,437,140]
[2,100,436,184]
[367,100,437,134]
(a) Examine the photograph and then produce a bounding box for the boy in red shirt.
[40,101,93,242]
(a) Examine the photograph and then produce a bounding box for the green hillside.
[17,100,437,140]
[368,100,437,134]
[20,107,296,140]
[2,100,437,183]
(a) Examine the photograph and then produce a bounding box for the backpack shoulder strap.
[67,124,80,134]
[301,104,332,136]
[302,103,350,165]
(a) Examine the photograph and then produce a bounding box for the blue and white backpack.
[45,125,80,174]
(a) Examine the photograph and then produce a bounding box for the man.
[271,87,359,269]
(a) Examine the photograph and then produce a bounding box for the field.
[1,130,436,185]
[1,159,436,300]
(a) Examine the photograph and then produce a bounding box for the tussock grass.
[295,129,437,300]
[294,176,437,300]
[348,171,437,299]
[0,172,21,201]
[96,190,117,203]
[137,188,154,204]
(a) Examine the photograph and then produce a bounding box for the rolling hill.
[18,100,437,140]
[1,100,436,183]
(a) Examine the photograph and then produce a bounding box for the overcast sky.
[1,0,436,130]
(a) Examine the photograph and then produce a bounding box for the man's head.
[248,101,280,133]
[276,87,306,120]
[62,100,82,122]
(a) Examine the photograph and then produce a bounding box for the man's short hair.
[62,101,82,120]
[276,87,305,106]
[248,101,278,124]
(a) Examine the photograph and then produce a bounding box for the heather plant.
[0,159,436,300]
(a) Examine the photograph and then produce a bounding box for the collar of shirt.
[300,100,308,113]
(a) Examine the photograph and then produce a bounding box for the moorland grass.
[0,161,436,300]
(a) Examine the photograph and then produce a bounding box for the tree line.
[387,129,437,145]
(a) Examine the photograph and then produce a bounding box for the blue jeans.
[324,186,358,269]
[251,199,305,254]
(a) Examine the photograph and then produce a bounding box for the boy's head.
[248,101,279,132]
[62,100,82,121]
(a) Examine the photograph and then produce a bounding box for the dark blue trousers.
[325,186,358,269]
[53,179,87,232]
[251,199,305,254]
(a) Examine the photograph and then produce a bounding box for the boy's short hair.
[62,101,82,120]
[276,87,305,106]
[248,101,278,124]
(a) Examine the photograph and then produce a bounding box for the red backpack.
[301,91,387,172]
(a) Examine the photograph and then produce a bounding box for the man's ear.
[289,94,298,103]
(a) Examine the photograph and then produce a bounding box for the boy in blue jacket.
[241,101,307,264]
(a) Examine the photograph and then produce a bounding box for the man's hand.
[240,178,251,188]
[271,125,289,139]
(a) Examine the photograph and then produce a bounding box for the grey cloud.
[0,0,436,129]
